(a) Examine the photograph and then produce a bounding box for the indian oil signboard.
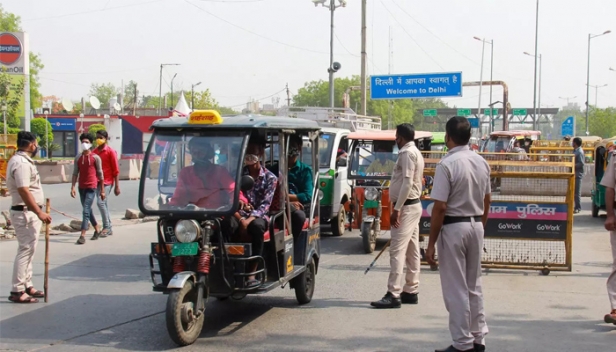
[0,32,28,74]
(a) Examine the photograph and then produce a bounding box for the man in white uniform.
[601,149,616,325]
[426,116,491,352]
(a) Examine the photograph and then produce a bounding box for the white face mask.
[81,142,92,151]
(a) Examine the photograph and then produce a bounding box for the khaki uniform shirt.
[601,151,615,191]
[390,142,424,203]
[6,151,45,206]
[430,145,491,217]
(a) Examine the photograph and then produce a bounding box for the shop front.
[48,117,77,158]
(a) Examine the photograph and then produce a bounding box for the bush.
[30,118,53,147]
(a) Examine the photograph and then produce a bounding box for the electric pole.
[360,0,367,115]
[286,83,291,107]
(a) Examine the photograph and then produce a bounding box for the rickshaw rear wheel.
[166,280,205,346]
[293,257,316,304]
[331,207,346,237]
[361,222,376,254]
[591,202,599,218]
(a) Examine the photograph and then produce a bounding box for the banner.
[419,200,568,240]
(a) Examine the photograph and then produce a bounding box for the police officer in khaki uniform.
[7,132,52,304]
[371,123,424,308]
[601,148,616,325]
[426,117,491,352]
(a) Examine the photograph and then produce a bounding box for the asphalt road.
[0,198,614,352]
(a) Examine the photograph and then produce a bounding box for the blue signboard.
[48,118,76,131]
[561,116,575,137]
[468,118,480,128]
[370,72,463,100]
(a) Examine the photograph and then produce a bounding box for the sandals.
[245,279,260,288]
[26,287,45,298]
[98,229,112,238]
[76,236,86,245]
[8,291,39,304]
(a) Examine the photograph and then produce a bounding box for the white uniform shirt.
[6,151,45,206]
[601,151,615,190]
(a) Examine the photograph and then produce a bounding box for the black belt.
[11,205,43,211]
[403,198,420,206]
[443,216,482,225]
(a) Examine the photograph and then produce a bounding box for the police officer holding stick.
[7,132,52,304]
[426,117,491,352]
[601,148,616,325]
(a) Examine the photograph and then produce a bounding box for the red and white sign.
[0,32,28,74]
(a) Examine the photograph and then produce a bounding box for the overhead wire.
[225,88,287,108]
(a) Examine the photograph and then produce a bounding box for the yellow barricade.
[419,152,574,275]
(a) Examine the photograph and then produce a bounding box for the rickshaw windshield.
[141,130,246,213]
[482,136,512,152]
[318,133,335,168]
[349,140,397,178]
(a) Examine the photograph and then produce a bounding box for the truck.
[277,107,381,236]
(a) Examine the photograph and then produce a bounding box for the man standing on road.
[92,130,120,237]
[572,137,585,213]
[426,116,491,352]
[601,149,616,325]
[371,123,424,309]
[7,132,52,304]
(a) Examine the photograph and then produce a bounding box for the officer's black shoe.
[370,292,401,308]
[400,292,418,304]
[474,343,486,352]
[435,346,474,352]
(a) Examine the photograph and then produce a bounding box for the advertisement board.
[419,200,568,240]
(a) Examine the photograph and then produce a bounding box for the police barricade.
[529,146,594,197]
[419,151,574,275]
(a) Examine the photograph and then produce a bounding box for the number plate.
[171,242,199,256]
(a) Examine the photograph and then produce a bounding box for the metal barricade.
[419,151,574,275]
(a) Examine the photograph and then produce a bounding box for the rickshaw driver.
[286,135,313,236]
[366,143,396,176]
[223,137,277,287]
[168,138,235,209]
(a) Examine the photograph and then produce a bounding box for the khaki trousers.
[10,211,42,292]
[387,202,422,296]
[437,218,488,351]
[609,229,616,310]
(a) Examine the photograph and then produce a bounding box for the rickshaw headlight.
[175,220,201,243]
[365,187,378,201]
[318,189,324,200]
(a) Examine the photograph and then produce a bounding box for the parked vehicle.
[480,130,542,153]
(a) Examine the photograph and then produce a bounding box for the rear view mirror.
[241,175,255,192]
[336,157,347,167]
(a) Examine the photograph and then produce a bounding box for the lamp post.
[559,96,577,108]
[585,30,611,135]
[158,63,180,115]
[524,52,542,122]
[488,101,503,133]
[474,37,494,133]
[191,82,202,110]
[312,0,347,108]
[170,73,178,109]
[531,0,540,130]
[586,83,608,109]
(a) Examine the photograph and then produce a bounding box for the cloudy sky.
[7,0,616,110]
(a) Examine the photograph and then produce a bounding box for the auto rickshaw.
[431,132,447,152]
[139,110,322,346]
[591,137,616,217]
[347,130,433,253]
[480,130,541,153]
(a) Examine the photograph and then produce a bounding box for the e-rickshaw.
[139,111,322,346]
[591,137,616,218]
[347,130,433,253]
[480,130,542,154]
[431,132,447,152]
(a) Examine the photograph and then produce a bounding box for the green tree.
[0,5,44,109]
[89,83,118,107]
[123,80,139,108]
[588,107,616,138]
[0,69,26,128]
[30,118,53,153]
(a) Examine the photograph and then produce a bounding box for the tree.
[89,83,119,107]
[588,107,616,138]
[0,5,44,109]
[123,80,139,108]
[30,118,53,152]
[0,69,26,128]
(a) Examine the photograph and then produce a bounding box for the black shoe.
[435,346,474,352]
[90,231,100,241]
[400,292,418,304]
[370,292,401,309]
[474,343,485,351]
[574,209,580,214]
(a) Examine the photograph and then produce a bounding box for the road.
[0,198,614,352]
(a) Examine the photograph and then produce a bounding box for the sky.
[6,0,616,111]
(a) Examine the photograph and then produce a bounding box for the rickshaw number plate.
[171,242,199,256]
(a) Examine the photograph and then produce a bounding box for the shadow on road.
[48,254,150,283]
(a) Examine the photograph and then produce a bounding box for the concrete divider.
[36,160,73,184]
[119,159,142,180]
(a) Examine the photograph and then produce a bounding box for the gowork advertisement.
[419,200,568,240]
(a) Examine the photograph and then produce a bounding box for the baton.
[364,239,391,275]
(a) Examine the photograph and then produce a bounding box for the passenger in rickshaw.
[223,136,277,287]
[366,143,396,176]
[512,140,529,161]
[168,138,235,209]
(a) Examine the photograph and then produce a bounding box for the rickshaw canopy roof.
[594,137,616,150]
[489,130,541,138]
[347,130,433,141]
[149,111,321,132]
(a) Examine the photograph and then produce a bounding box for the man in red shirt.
[92,130,120,237]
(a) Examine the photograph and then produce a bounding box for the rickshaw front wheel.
[331,207,346,237]
[293,257,316,305]
[361,222,376,254]
[166,280,205,346]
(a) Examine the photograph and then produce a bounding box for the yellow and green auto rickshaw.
[430,132,447,152]
[592,137,616,217]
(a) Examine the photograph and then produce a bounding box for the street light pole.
[158,63,180,116]
[532,0,540,130]
[559,96,577,107]
[474,37,494,133]
[191,82,202,110]
[524,52,542,124]
[360,0,367,115]
[587,83,608,108]
[170,73,178,109]
[585,30,611,135]
[473,37,486,136]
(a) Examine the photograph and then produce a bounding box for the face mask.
[244,154,259,166]
[97,138,106,145]
[31,145,39,157]
[82,142,92,151]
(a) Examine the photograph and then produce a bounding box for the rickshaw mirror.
[241,175,255,192]
[336,157,348,168]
